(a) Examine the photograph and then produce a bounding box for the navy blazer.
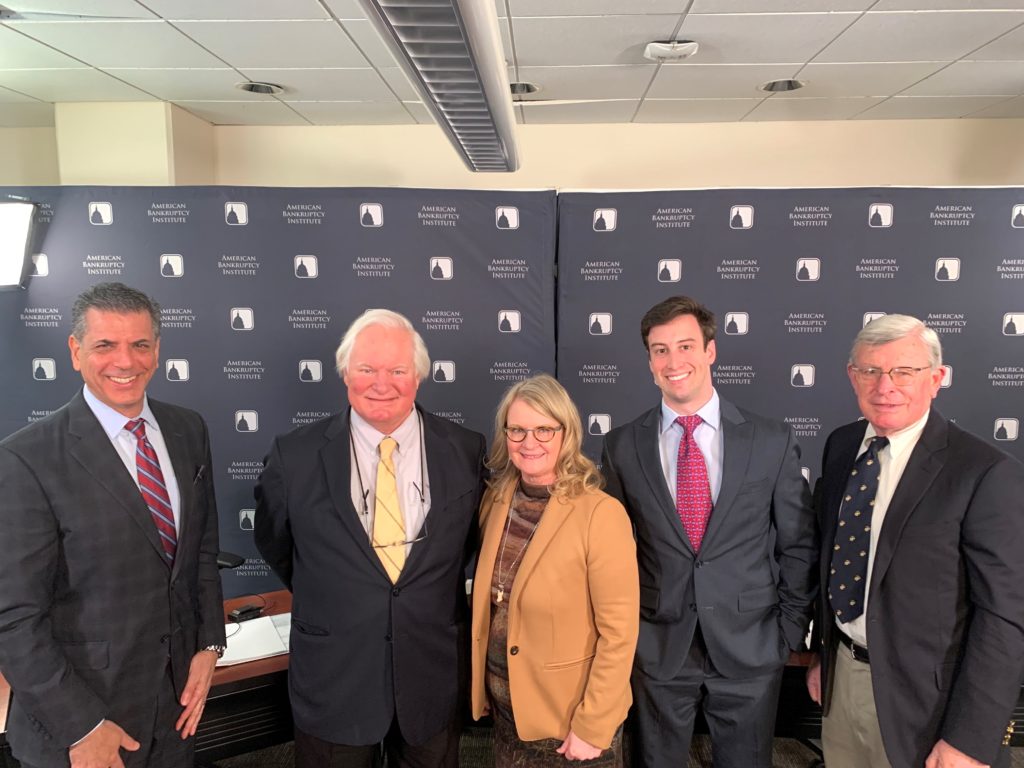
[254,406,486,746]
[815,410,1024,768]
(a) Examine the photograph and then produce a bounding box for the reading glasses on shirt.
[504,426,563,442]
[850,365,931,385]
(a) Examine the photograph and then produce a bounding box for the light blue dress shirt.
[658,389,723,505]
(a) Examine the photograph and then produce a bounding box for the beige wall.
[213,119,1024,189]
[4,112,1024,188]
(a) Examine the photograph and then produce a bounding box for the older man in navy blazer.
[602,295,817,768]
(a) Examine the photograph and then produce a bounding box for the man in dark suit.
[255,308,486,768]
[0,282,226,768]
[601,295,817,768]
[806,314,1024,768]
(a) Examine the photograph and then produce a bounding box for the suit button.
[385,634,392,642]
[160,634,169,644]
[392,588,401,597]
[695,561,704,568]
[509,646,519,656]
[689,604,697,611]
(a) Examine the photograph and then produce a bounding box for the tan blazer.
[470,483,639,749]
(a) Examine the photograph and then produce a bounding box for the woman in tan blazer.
[471,374,639,766]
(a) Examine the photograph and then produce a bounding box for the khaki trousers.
[822,644,893,768]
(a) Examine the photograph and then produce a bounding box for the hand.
[69,720,139,768]
[556,730,603,761]
[175,649,218,738]
[925,739,989,768]
[805,652,822,705]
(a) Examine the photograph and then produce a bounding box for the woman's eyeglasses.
[504,426,563,443]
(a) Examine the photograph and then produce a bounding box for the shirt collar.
[350,406,419,454]
[660,389,721,435]
[861,410,930,460]
[82,385,158,440]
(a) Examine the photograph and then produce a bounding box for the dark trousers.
[630,625,783,768]
[294,716,460,768]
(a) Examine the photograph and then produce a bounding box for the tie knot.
[379,436,397,463]
[676,414,703,434]
[866,436,889,458]
[125,418,146,438]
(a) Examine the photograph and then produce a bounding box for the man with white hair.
[807,314,1024,768]
[255,308,486,768]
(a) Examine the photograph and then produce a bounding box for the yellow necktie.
[373,437,405,582]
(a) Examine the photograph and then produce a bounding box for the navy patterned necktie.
[125,419,177,562]
[828,436,888,623]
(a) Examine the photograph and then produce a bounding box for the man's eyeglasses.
[850,365,932,386]
[504,426,563,443]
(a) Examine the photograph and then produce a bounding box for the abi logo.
[299,360,322,382]
[791,365,815,388]
[294,256,318,278]
[657,259,681,282]
[934,259,959,282]
[587,414,611,435]
[166,360,189,381]
[863,312,886,327]
[224,202,247,225]
[88,202,112,225]
[589,313,612,336]
[359,203,383,227]
[32,358,56,381]
[160,254,183,278]
[429,257,453,280]
[796,258,820,282]
[994,419,1018,441]
[592,209,616,232]
[498,311,521,333]
[235,411,258,433]
[433,361,456,382]
[729,205,753,230]
[230,308,254,331]
[495,207,519,230]
[724,312,748,335]
[868,203,893,228]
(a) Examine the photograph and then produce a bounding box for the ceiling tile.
[175,20,369,68]
[649,63,799,98]
[0,1,156,20]
[516,65,656,99]
[745,95,882,119]
[340,19,399,68]
[676,12,859,64]
[510,0,687,14]
[634,97,760,121]
[690,0,872,10]
[0,101,54,126]
[787,61,946,97]
[0,25,86,67]
[968,21,1024,59]
[965,94,1024,117]
[102,68,250,100]
[855,94,1009,118]
[0,85,37,101]
[323,0,368,19]
[144,0,329,20]
[902,61,1024,96]
[7,20,226,68]
[403,101,435,123]
[513,15,681,66]
[872,0,1024,9]
[379,68,419,101]
[172,99,309,124]
[239,68,390,101]
[519,99,640,123]
[285,101,416,124]
[0,68,153,100]
[815,11,1024,62]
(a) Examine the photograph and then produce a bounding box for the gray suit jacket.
[0,390,225,766]
[602,398,817,680]
[815,411,1024,768]
[254,406,486,747]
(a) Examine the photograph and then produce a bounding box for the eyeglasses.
[850,365,932,386]
[504,426,563,443]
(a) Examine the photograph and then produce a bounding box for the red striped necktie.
[125,418,177,562]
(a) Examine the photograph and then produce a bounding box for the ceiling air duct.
[355,0,519,172]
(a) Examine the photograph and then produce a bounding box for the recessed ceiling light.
[760,78,806,93]
[644,41,699,62]
[510,82,540,96]
[235,81,284,95]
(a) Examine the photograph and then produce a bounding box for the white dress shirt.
[837,411,929,647]
[349,408,432,556]
[658,389,724,505]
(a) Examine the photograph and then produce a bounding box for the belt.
[837,632,870,663]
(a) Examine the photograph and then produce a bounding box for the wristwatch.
[203,644,226,658]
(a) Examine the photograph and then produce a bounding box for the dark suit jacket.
[0,390,225,767]
[254,406,486,746]
[815,410,1024,768]
[601,398,817,681]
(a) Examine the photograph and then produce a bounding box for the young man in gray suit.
[601,295,817,768]
[0,282,226,768]
[255,308,487,768]
[807,315,1024,768]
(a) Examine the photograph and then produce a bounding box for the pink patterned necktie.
[675,414,712,552]
[125,419,177,562]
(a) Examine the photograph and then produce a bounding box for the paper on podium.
[216,614,290,667]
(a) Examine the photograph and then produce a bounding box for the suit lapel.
[477,485,512,603]
[511,492,574,606]
[701,399,752,551]
[870,411,947,591]
[66,392,169,567]
[635,406,692,551]
[320,410,386,576]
